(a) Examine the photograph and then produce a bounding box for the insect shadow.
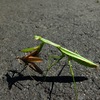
[6,69,88,90]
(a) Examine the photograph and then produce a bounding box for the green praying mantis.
[21,35,98,69]
[34,35,98,68]
[20,35,99,100]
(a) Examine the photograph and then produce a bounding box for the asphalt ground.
[0,0,100,100]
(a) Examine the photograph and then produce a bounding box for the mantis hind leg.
[68,57,78,100]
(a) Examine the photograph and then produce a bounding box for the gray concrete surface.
[0,0,100,100]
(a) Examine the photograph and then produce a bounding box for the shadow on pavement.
[5,70,88,90]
